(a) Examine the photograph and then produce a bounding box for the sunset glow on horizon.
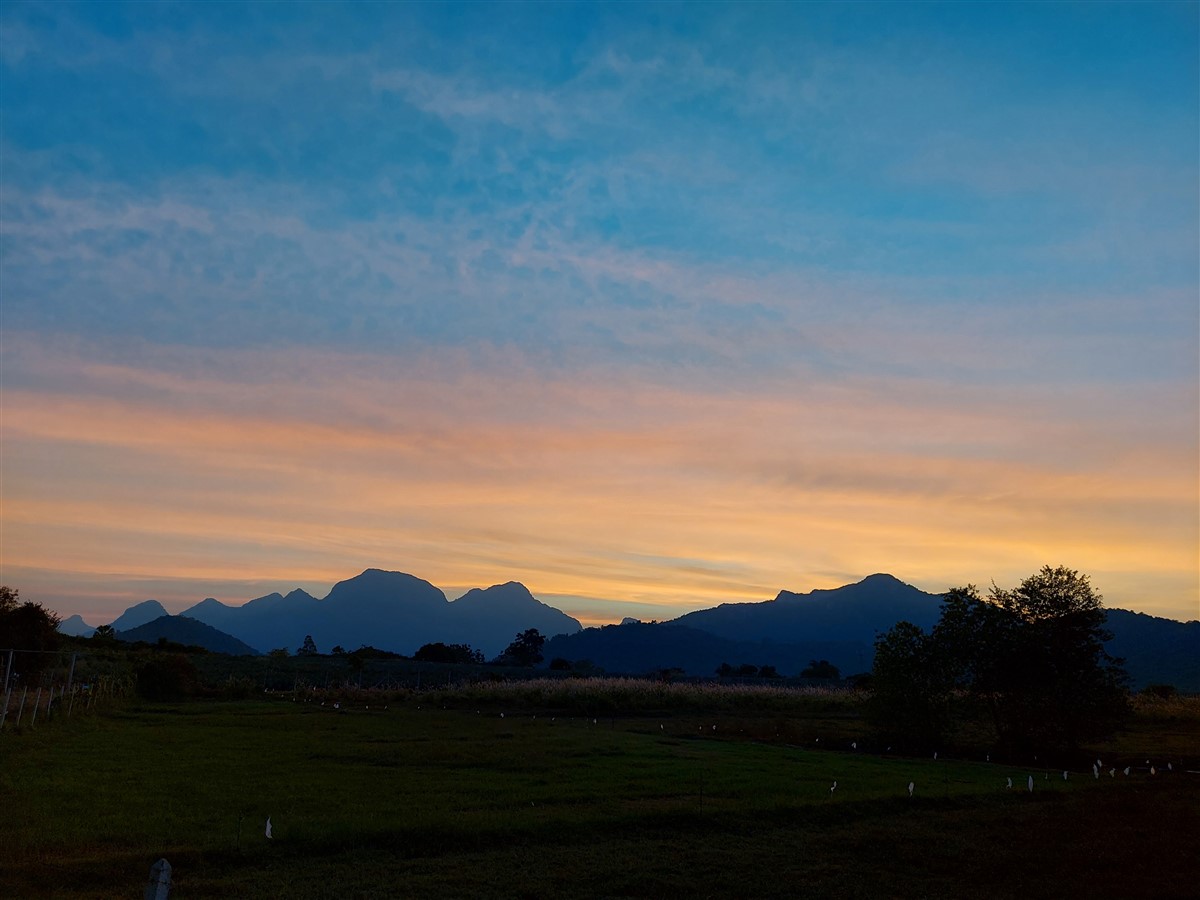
[2,2,1197,627]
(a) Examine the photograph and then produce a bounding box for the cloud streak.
[1,3,1195,625]
[4,338,1195,622]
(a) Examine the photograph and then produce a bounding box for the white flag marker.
[1027,775,1034,793]
[1006,777,1012,790]
[907,781,914,797]
[265,818,273,839]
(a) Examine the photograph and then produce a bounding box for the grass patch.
[2,695,1197,898]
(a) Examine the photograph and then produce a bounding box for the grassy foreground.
[1,694,1197,899]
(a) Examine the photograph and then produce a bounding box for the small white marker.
[907,781,914,797]
[265,818,273,839]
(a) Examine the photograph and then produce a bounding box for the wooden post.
[2,650,12,696]
[67,653,77,692]
[31,687,42,726]
[16,687,27,726]
[68,684,77,717]
[0,687,9,730]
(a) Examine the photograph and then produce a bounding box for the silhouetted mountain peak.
[117,615,260,656]
[861,573,907,587]
[323,569,447,608]
[58,614,96,637]
[110,599,170,632]
[189,597,231,613]
[676,573,943,645]
[453,582,537,607]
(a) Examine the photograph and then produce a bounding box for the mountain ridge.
[57,570,1198,690]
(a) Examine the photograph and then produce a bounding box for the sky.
[1,1,1197,628]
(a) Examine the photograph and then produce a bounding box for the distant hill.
[449,582,583,654]
[58,614,96,638]
[183,589,321,654]
[543,621,870,678]
[1104,609,1200,691]
[673,573,943,645]
[117,615,260,656]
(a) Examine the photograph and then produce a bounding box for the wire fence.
[0,649,133,733]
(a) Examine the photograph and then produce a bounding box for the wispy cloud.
[4,338,1195,620]
[1,3,1195,624]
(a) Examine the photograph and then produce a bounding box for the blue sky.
[2,1,1197,625]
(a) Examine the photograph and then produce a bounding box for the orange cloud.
[2,336,1196,624]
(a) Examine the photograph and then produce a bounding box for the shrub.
[135,654,199,701]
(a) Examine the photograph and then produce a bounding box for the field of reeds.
[1,679,1197,899]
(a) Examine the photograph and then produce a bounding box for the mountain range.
[58,570,1199,690]
[60,569,583,659]
[545,574,1199,691]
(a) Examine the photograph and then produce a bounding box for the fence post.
[67,653,77,692]
[31,687,42,726]
[0,687,9,730]
[16,687,27,726]
[145,858,172,899]
[2,650,12,696]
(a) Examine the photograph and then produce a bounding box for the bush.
[1141,684,1178,700]
[135,654,199,701]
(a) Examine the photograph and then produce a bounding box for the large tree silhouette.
[0,587,61,674]
[497,628,545,667]
[870,566,1129,754]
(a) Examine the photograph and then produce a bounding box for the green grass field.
[2,690,1197,899]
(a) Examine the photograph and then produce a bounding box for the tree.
[92,624,117,641]
[135,654,198,701]
[869,566,1129,754]
[496,628,545,667]
[800,659,840,679]
[868,621,956,750]
[414,642,484,664]
[982,566,1129,752]
[298,635,319,656]
[0,586,61,673]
